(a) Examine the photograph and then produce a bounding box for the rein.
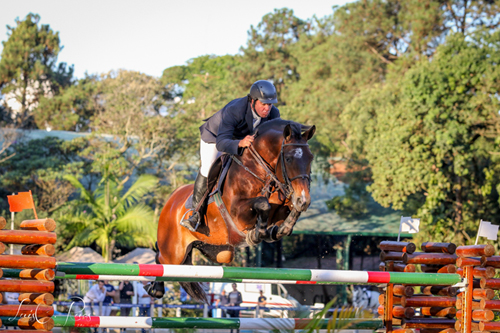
[231,139,311,200]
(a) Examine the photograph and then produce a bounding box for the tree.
[0,13,73,128]
[0,136,91,213]
[161,55,246,156]
[281,29,386,155]
[34,75,99,131]
[62,172,158,262]
[355,31,500,244]
[89,70,179,185]
[240,8,312,102]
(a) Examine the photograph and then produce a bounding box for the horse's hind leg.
[146,235,194,299]
[145,250,167,298]
[176,246,209,303]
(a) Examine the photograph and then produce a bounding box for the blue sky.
[0,0,350,79]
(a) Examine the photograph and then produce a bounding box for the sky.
[0,0,351,80]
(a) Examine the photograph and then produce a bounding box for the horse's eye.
[285,157,292,163]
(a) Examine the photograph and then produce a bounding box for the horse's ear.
[302,125,316,141]
[283,124,293,142]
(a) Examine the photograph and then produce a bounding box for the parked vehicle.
[208,282,301,318]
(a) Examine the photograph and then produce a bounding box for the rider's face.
[254,100,272,118]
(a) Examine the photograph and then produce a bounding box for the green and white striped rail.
[55,262,461,285]
[10,316,380,329]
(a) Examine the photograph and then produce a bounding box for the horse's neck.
[227,149,277,192]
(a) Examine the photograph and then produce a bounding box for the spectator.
[215,289,229,318]
[137,281,154,333]
[110,288,121,316]
[83,280,106,315]
[180,287,189,302]
[103,280,115,316]
[257,290,267,318]
[137,281,154,314]
[227,283,242,318]
[119,281,134,319]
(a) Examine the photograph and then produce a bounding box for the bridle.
[231,138,311,200]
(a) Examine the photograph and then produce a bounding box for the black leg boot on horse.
[180,171,208,232]
[145,247,167,298]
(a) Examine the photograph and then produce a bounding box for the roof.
[1,128,89,142]
[294,175,409,237]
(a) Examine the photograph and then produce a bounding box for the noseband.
[231,138,311,200]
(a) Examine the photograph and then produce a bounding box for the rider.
[180,80,281,232]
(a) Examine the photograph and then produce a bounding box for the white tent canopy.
[114,248,156,264]
[56,246,106,263]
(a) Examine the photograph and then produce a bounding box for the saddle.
[185,154,232,209]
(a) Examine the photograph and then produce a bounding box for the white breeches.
[200,139,222,177]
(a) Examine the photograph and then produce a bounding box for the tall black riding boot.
[180,172,208,232]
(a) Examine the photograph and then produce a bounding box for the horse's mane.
[256,118,311,139]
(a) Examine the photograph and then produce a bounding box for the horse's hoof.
[246,230,260,246]
[145,282,165,299]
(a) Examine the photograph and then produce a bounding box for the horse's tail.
[179,282,208,304]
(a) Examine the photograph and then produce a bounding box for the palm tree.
[62,172,158,262]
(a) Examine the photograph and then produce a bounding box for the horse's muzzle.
[292,190,311,212]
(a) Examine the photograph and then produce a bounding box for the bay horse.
[148,119,316,302]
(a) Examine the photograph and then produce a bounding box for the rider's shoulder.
[220,97,250,118]
[271,105,280,117]
[223,96,248,110]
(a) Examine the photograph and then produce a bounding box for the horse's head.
[280,123,316,211]
[252,119,315,212]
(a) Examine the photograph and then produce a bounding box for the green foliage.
[0,13,72,128]
[161,55,246,156]
[326,175,370,219]
[60,171,158,262]
[0,136,90,213]
[305,299,373,333]
[351,31,500,244]
[242,8,312,99]
[282,30,385,154]
[75,70,186,207]
[34,75,99,131]
[2,2,500,255]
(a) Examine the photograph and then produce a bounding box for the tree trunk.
[108,239,116,263]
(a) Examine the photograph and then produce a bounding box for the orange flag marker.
[7,191,38,219]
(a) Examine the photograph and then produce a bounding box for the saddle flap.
[184,154,232,210]
[208,153,231,195]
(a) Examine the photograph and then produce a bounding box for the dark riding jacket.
[199,96,280,155]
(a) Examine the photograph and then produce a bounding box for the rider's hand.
[238,135,254,148]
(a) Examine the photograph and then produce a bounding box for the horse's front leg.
[232,196,271,246]
[248,197,271,245]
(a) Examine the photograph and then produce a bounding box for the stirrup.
[180,210,200,232]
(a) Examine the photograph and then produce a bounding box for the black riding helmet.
[249,80,278,104]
